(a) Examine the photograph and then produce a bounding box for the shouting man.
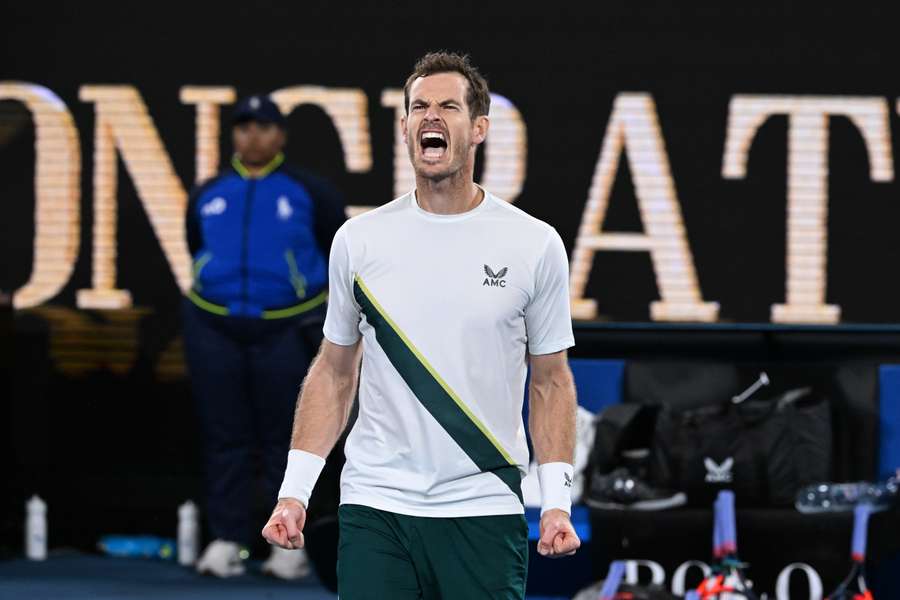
[263,51,580,599]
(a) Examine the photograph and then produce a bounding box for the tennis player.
[262,51,580,599]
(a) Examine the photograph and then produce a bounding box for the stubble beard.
[407,137,470,183]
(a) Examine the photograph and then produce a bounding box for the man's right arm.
[289,338,361,457]
[261,338,361,549]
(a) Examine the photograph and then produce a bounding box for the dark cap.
[232,94,286,127]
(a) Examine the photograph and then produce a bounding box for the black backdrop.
[4,4,900,322]
[3,1,900,575]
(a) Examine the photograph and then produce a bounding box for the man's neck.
[414,171,483,215]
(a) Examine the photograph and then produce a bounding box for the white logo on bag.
[704,457,734,483]
[277,196,293,220]
[201,197,226,216]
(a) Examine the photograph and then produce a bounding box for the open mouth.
[420,131,448,160]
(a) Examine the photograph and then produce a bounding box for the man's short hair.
[403,51,491,119]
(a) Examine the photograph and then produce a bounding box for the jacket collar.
[231,152,284,179]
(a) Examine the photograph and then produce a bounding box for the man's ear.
[401,114,408,140]
[472,115,489,146]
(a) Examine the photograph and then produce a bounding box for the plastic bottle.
[177,500,199,566]
[25,495,47,560]
[795,472,898,513]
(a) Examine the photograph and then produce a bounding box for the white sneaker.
[261,546,311,580]
[195,539,245,577]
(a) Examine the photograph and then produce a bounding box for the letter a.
[570,93,718,321]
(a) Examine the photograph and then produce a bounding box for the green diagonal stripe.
[354,275,522,502]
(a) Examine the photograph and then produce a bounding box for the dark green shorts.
[337,504,528,599]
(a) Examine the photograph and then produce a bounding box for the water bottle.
[177,500,199,566]
[25,495,47,560]
[796,472,898,513]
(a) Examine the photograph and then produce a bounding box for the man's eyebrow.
[410,97,463,106]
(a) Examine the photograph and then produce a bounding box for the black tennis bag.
[650,387,832,507]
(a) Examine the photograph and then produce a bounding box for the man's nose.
[424,103,441,121]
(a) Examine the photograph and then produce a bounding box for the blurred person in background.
[183,94,346,579]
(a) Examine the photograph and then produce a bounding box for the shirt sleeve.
[323,222,361,345]
[525,229,575,355]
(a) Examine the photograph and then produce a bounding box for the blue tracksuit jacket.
[185,155,346,318]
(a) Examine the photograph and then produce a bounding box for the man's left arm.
[529,350,581,558]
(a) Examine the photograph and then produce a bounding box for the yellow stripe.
[192,252,212,278]
[262,290,327,319]
[283,249,308,298]
[354,275,515,465]
[231,154,251,178]
[231,152,285,179]
[187,289,229,315]
[188,288,326,319]
[257,152,285,177]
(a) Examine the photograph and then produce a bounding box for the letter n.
[78,86,192,308]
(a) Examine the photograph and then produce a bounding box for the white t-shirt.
[324,189,574,517]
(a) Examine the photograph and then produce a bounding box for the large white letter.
[570,93,719,322]
[380,89,412,205]
[78,86,192,308]
[476,93,527,203]
[179,86,235,183]
[623,560,666,586]
[380,89,527,204]
[1,83,81,309]
[670,561,711,595]
[723,95,893,324]
[270,86,373,217]
[775,563,823,600]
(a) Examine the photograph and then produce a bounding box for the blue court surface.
[0,553,334,600]
[0,553,570,600]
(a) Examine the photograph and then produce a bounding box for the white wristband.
[538,462,574,517]
[277,449,326,508]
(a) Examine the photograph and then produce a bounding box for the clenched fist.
[261,498,307,549]
[537,508,580,558]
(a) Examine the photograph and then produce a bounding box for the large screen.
[4,6,900,327]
